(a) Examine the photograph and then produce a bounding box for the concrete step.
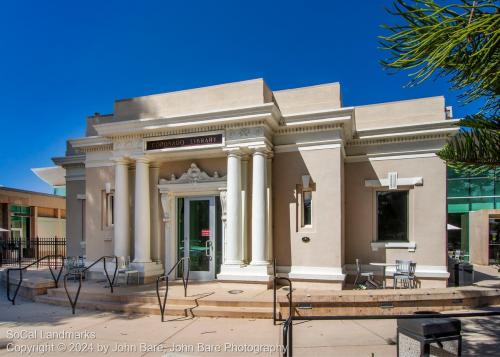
[46,288,272,308]
[34,295,274,319]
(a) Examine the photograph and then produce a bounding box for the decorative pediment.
[159,163,226,185]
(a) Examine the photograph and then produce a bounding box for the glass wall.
[489,218,500,265]
[447,167,500,261]
[10,205,31,240]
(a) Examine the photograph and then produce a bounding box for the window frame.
[301,189,313,228]
[102,190,115,229]
[374,189,411,243]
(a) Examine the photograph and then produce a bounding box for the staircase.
[34,286,274,319]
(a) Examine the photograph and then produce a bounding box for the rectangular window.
[104,192,114,228]
[377,191,408,242]
[302,190,312,227]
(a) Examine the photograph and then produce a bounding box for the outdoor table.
[369,262,397,288]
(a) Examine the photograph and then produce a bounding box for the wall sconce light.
[301,175,311,190]
[105,182,111,194]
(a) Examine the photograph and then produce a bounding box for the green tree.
[380,0,500,174]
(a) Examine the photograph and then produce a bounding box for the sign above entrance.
[145,133,223,152]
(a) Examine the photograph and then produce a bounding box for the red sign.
[201,229,210,237]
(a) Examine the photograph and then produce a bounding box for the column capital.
[112,157,131,165]
[249,145,273,157]
[223,147,244,158]
[132,156,151,165]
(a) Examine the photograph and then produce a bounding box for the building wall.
[0,188,66,241]
[66,179,86,257]
[345,156,448,286]
[113,79,273,121]
[0,188,65,209]
[469,209,500,265]
[37,217,66,237]
[84,166,115,259]
[354,97,445,131]
[273,147,344,271]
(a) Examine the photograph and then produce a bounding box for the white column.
[250,149,268,265]
[218,188,228,264]
[225,150,242,265]
[150,163,160,262]
[134,157,151,263]
[266,155,273,261]
[160,191,174,272]
[240,156,249,263]
[113,158,130,258]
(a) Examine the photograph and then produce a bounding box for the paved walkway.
[1,289,499,356]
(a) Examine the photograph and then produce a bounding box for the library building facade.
[54,79,457,289]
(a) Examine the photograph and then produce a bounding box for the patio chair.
[354,258,376,287]
[66,256,86,280]
[116,256,139,285]
[393,260,417,289]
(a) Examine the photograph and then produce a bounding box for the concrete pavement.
[1,289,498,356]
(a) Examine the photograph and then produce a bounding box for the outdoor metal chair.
[393,260,416,289]
[354,258,376,287]
[116,256,139,285]
[66,256,86,280]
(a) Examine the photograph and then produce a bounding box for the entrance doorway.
[177,196,222,280]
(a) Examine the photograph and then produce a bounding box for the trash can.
[458,263,474,286]
[397,318,462,356]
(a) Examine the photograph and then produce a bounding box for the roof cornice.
[355,119,459,139]
[93,103,283,137]
[52,155,86,167]
[69,136,112,148]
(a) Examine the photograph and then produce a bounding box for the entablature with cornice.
[61,103,459,161]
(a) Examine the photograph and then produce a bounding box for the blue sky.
[0,0,481,193]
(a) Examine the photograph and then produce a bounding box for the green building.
[447,167,500,264]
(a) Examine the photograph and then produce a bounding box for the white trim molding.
[371,241,417,252]
[274,141,342,153]
[277,265,346,282]
[365,177,423,188]
[343,264,449,279]
[94,103,282,136]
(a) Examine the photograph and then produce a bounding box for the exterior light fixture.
[105,182,112,194]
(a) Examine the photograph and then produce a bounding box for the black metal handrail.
[282,315,293,357]
[6,254,65,305]
[272,259,294,356]
[63,255,118,314]
[273,259,293,324]
[280,310,500,356]
[156,257,190,322]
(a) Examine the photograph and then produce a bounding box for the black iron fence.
[0,237,67,267]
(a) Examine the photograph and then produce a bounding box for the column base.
[217,263,272,282]
[130,261,164,284]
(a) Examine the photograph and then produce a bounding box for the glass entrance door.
[183,197,216,280]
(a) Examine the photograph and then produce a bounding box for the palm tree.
[379,0,499,174]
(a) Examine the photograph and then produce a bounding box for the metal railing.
[63,256,118,314]
[156,257,190,322]
[272,259,500,356]
[6,255,65,305]
[1,237,67,267]
[272,259,294,357]
[273,259,294,324]
[282,311,500,356]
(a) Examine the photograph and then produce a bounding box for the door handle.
[205,240,213,260]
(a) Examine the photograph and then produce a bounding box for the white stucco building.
[53,79,457,288]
